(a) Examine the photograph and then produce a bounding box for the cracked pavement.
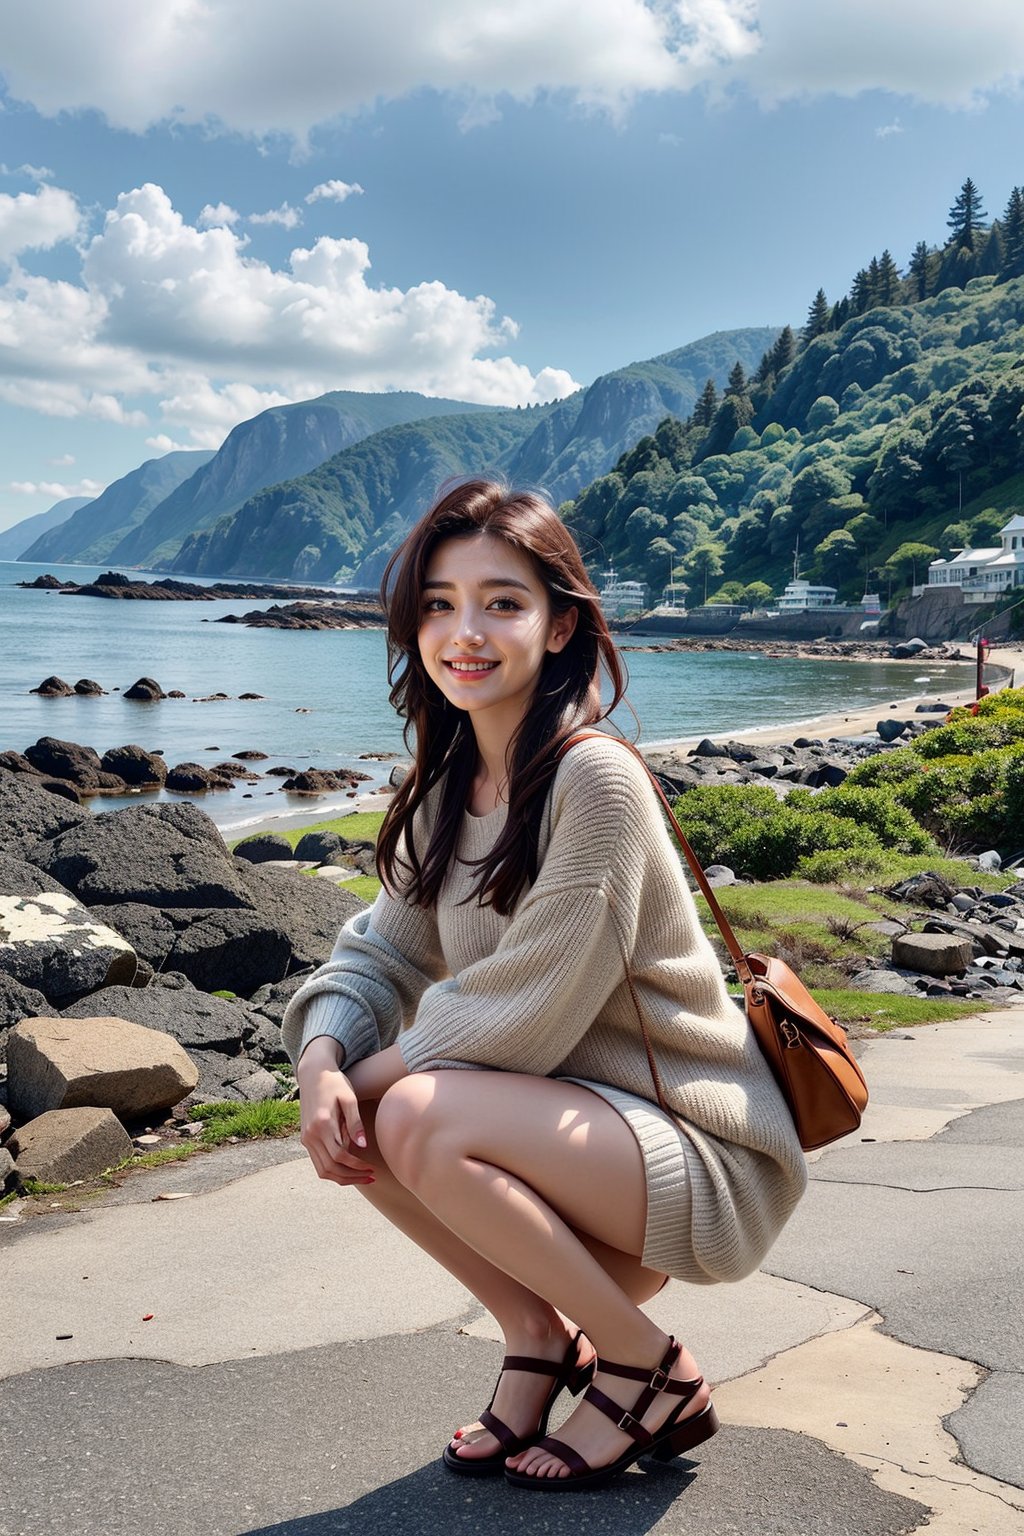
[1,1010,1022,1535]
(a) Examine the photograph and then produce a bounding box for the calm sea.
[0,560,971,835]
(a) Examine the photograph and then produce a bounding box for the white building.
[926,515,1024,600]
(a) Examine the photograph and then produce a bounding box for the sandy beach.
[219,645,1022,846]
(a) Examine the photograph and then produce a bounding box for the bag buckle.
[780,1019,801,1049]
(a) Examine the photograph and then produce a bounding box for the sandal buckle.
[617,1411,638,1433]
[649,1367,669,1392]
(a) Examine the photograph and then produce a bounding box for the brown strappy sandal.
[442,1330,596,1477]
[504,1336,719,1491]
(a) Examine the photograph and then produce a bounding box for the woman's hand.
[296,1037,375,1187]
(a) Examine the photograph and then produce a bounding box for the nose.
[454,608,485,647]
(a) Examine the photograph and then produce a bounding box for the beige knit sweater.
[281,734,807,1283]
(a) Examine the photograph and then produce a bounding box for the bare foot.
[506,1336,709,1481]
[448,1324,595,1463]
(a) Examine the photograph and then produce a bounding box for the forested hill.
[565,177,1024,607]
[163,327,777,583]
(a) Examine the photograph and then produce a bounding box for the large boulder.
[6,1014,199,1122]
[30,675,74,697]
[36,801,252,909]
[8,1106,133,1183]
[0,974,49,1065]
[0,891,137,1002]
[238,862,366,970]
[23,736,124,792]
[294,831,346,862]
[123,677,166,700]
[891,932,974,977]
[89,902,292,996]
[99,744,167,786]
[0,856,74,900]
[0,768,89,857]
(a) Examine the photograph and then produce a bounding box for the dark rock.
[30,675,74,696]
[99,744,167,786]
[0,857,73,900]
[914,702,951,713]
[35,801,250,909]
[877,719,908,742]
[814,759,849,787]
[892,638,928,658]
[24,736,105,787]
[887,872,956,908]
[233,834,294,864]
[232,749,268,760]
[791,737,824,748]
[212,761,259,779]
[167,690,186,698]
[0,751,39,775]
[62,981,258,1054]
[0,892,138,1003]
[239,862,366,971]
[166,762,213,791]
[89,902,292,997]
[692,738,730,758]
[0,769,89,856]
[281,768,350,792]
[265,765,299,777]
[0,974,50,1065]
[123,676,166,700]
[238,692,265,700]
[294,831,346,862]
[74,679,105,695]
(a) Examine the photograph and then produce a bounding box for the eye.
[421,597,452,613]
[489,596,522,612]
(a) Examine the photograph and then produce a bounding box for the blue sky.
[1,0,1024,533]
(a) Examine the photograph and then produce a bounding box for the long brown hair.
[376,478,628,914]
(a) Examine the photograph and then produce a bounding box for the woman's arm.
[297,1039,409,1186]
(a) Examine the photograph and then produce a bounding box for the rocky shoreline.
[17,570,383,611]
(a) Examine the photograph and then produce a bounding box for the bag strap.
[556,730,753,987]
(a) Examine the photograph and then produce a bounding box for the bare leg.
[374,1071,710,1481]
[351,1097,666,1461]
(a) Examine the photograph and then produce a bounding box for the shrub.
[727,808,880,881]
[844,746,926,790]
[670,784,782,866]
[795,847,890,884]
[802,785,936,853]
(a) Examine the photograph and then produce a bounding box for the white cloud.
[0,182,578,448]
[197,201,241,228]
[8,476,105,497]
[306,180,364,205]
[2,2,1023,137]
[0,162,56,181]
[876,119,904,138]
[50,452,76,465]
[0,0,746,138]
[738,1,1024,108]
[0,184,80,262]
[144,432,197,454]
[249,202,303,228]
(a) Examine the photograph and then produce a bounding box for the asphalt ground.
[2,1009,1023,1536]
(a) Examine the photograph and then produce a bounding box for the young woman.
[281,479,807,1492]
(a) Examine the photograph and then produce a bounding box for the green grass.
[228,810,385,855]
[810,989,985,1030]
[346,874,382,903]
[125,1145,199,1169]
[20,1178,69,1195]
[190,1099,302,1143]
[0,1189,21,1210]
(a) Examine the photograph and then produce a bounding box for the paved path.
[2,1010,1023,1535]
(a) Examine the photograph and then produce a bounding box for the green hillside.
[565,177,1024,608]
[163,328,777,583]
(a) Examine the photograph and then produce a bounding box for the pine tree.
[753,347,775,386]
[803,288,830,342]
[1000,186,1024,278]
[726,361,748,397]
[908,240,932,301]
[829,297,850,330]
[693,377,718,427]
[850,267,874,315]
[770,325,796,375]
[877,250,900,305]
[947,176,987,252]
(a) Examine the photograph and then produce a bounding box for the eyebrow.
[422,577,532,592]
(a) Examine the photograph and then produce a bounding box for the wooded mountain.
[163,327,778,583]
[105,391,491,570]
[563,177,1024,607]
[21,453,212,565]
[0,496,92,562]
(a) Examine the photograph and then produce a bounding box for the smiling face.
[418,531,577,741]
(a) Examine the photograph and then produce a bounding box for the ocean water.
[0,559,973,834]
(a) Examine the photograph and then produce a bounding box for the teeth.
[448,661,497,673]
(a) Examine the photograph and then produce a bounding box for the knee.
[375,1074,446,1188]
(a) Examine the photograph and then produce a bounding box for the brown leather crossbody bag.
[558,732,869,1151]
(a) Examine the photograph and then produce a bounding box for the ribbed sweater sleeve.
[279,870,447,1070]
[397,741,660,1075]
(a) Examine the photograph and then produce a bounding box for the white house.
[926,514,1024,600]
